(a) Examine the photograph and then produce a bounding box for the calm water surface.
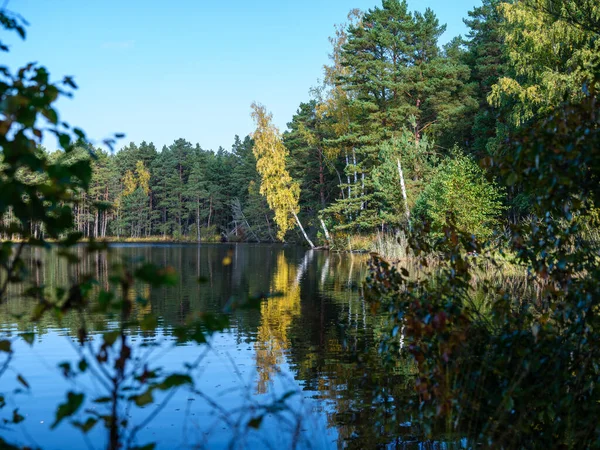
[0,244,415,449]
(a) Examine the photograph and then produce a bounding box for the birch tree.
[250,103,314,248]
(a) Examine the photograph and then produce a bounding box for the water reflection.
[0,244,419,449]
[255,251,306,394]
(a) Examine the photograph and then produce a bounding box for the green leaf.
[157,374,192,390]
[51,392,84,429]
[103,330,120,346]
[17,374,29,389]
[60,232,84,247]
[140,314,158,332]
[72,417,97,433]
[248,415,263,429]
[0,340,11,353]
[134,264,177,287]
[58,133,71,149]
[12,409,24,424]
[58,362,72,378]
[130,444,156,450]
[20,332,35,346]
[132,390,153,407]
[78,359,88,373]
[42,107,58,125]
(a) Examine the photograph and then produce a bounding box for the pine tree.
[186,152,208,241]
[324,0,476,231]
[463,0,509,156]
[284,101,340,228]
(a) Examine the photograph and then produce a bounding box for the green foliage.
[52,392,84,429]
[365,39,600,449]
[414,151,505,239]
[319,0,477,232]
[489,0,600,125]
[463,0,510,157]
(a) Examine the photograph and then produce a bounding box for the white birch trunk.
[320,218,332,244]
[352,149,358,185]
[345,151,351,199]
[292,211,315,248]
[397,158,411,228]
[361,171,365,210]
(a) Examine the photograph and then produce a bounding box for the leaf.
[248,415,263,429]
[158,374,192,390]
[72,417,97,433]
[78,359,88,373]
[130,444,156,450]
[15,26,25,40]
[140,314,158,332]
[92,396,112,404]
[58,362,72,378]
[135,264,177,287]
[42,107,58,125]
[63,76,78,89]
[12,409,24,424]
[20,333,34,346]
[0,340,11,353]
[103,330,120,346]
[58,133,71,149]
[17,374,29,389]
[60,232,84,247]
[132,390,153,407]
[51,392,84,429]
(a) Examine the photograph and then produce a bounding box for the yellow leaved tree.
[250,102,315,248]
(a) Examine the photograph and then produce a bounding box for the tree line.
[8,0,596,247]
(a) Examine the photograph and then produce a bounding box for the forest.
[9,0,584,247]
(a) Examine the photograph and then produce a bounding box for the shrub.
[413,152,505,239]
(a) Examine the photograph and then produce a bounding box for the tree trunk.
[320,218,332,245]
[196,198,200,242]
[397,158,411,229]
[352,149,358,186]
[334,167,345,200]
[207,197,212,228]
[292,211,315,249]
[265,214,274,242]
[361,171,365,210]
[345,151,351,199]
[318,148,325,207]
[148,193,153,237]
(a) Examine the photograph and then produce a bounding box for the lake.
[0,244,419,450]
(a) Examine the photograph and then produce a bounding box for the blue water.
[0,244,375,449]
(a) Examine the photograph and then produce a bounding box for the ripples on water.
[0,244,420,449]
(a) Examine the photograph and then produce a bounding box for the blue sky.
[4,0,480,152]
